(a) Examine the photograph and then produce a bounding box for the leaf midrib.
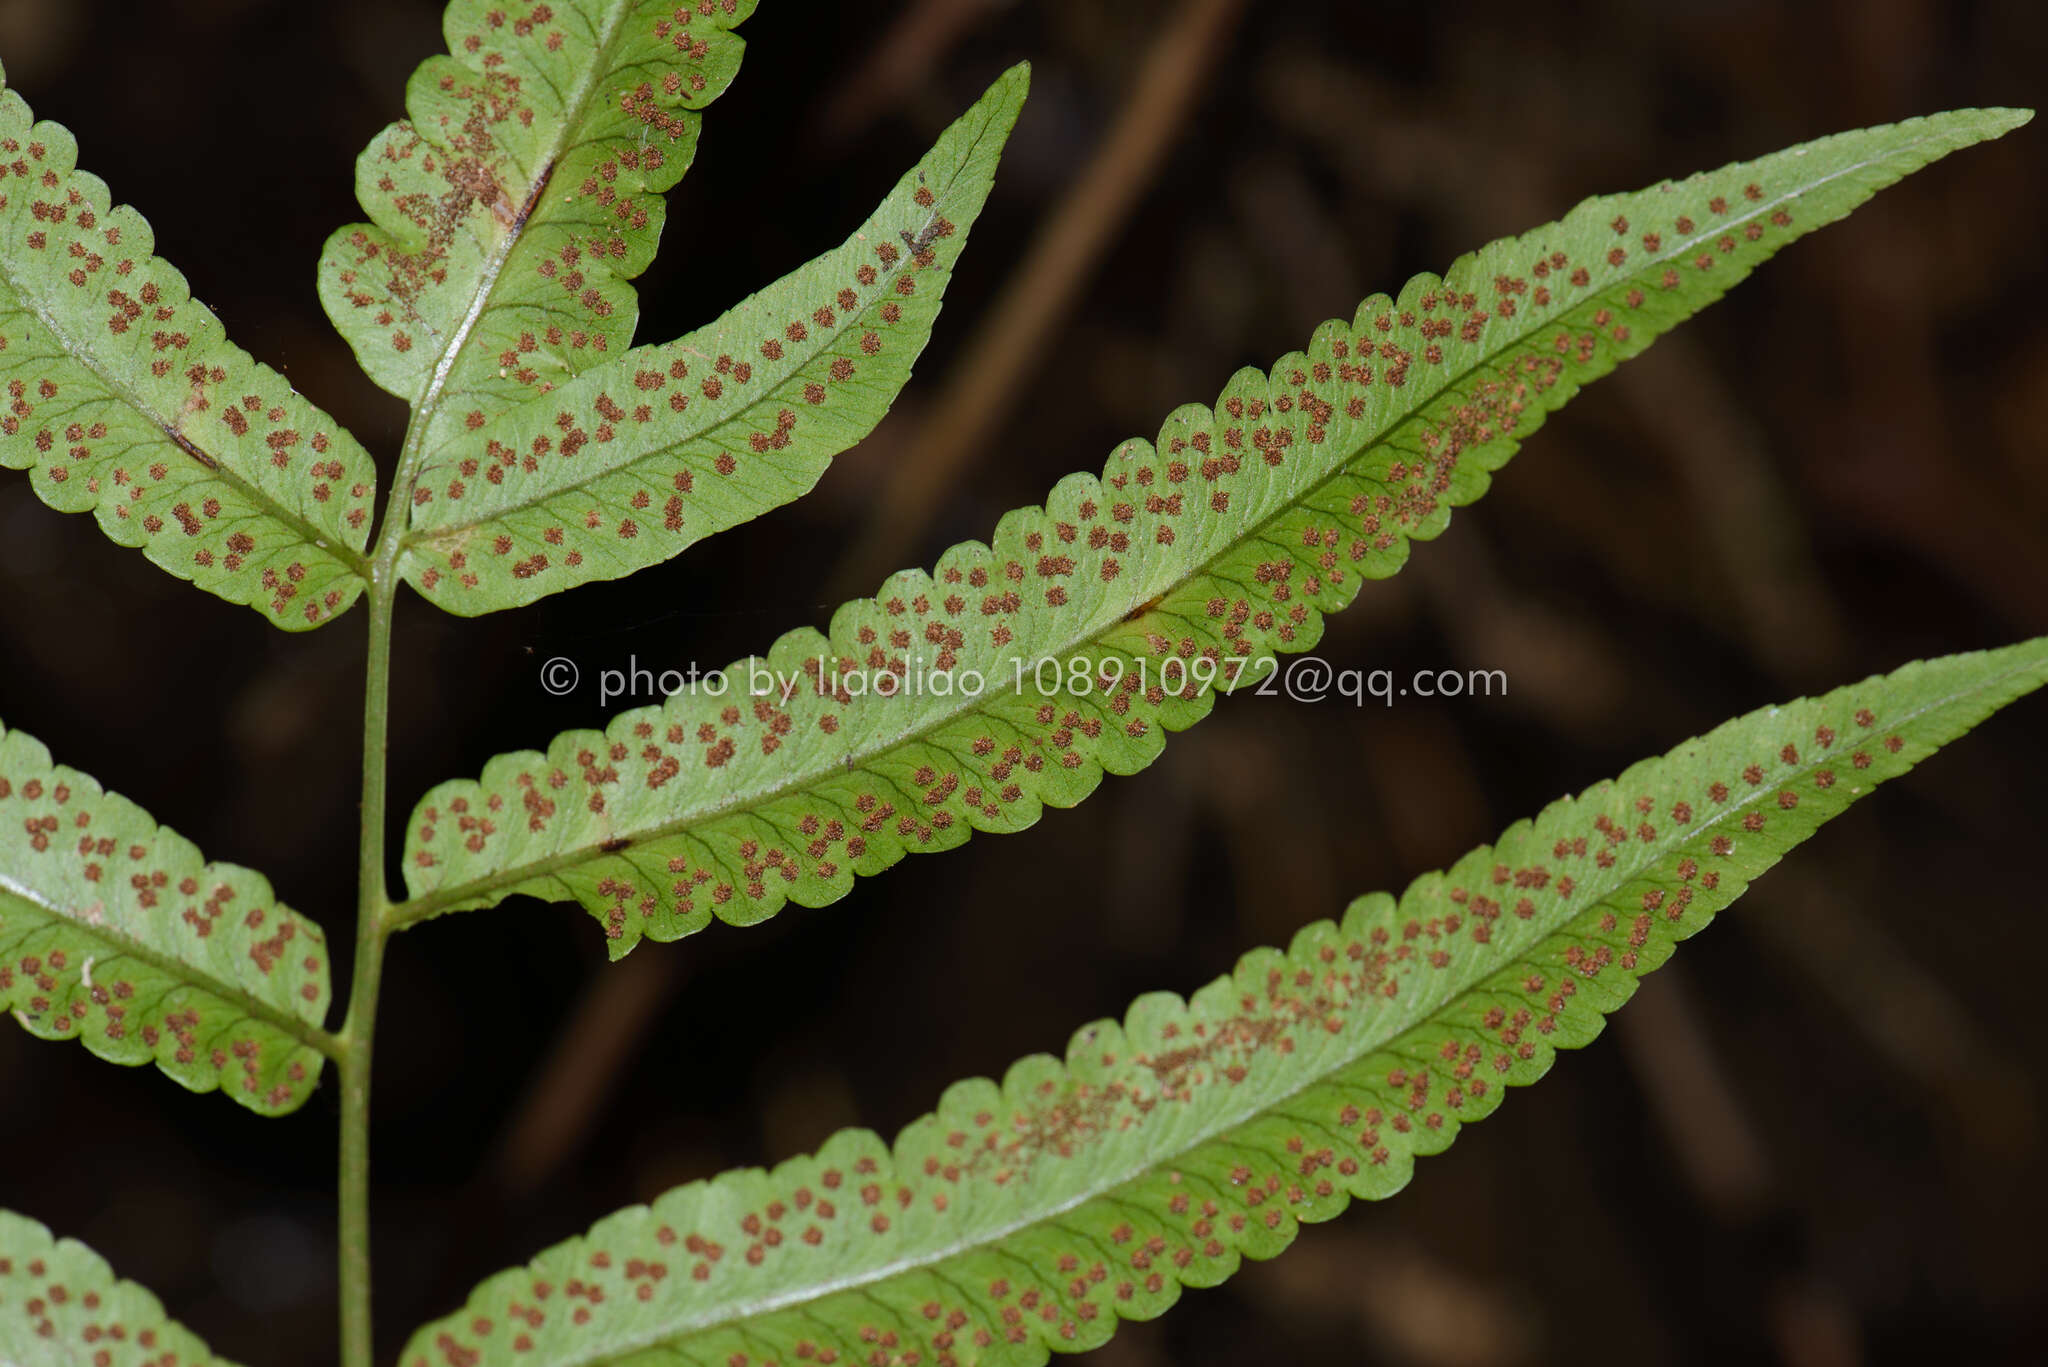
[533,651,2028,1366]
[395,146,1886,925]
[392,0,642,517]
[0,868,339,1060]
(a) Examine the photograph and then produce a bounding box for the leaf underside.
[0,1210,237,1367]
[319,0,754,455]
[398,64,1028,612]
[0,719,332,1115]
[399,638,2048,1367]
[397,108,2030,954]
[0,64,377,629]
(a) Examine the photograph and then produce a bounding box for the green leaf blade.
[0,719,335,1115]
[395,109,2027,952]
[0,68,377,629]
[398,63,1029,613]
[319,0,753,446]
[0,1210,238,1367]
[397,639,2048,1367]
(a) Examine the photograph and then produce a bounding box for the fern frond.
[0,62,377,629]
[0,1210,237,1367]
[394,108,2028,952]
[397,638,2048,1367]
[0,718,335,1115]
[320,0,753,451]
[398,65,1028,612]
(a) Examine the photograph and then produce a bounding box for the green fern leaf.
[319,0,753,451]
[398,65,1028,612]
[0,718,335,1115]
[394,108,2028,953]
[0,62,377,629]
[0,1210,236,1367]
[397,638,2048,1367]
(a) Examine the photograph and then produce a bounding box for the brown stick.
[830,0,1250,598]
[814,0,1007,145]
[1613,968,1774,1223]
[489,947,684,1194]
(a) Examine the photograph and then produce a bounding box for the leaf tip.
[983,60,1033,119]
[1962,104,2034,136]
[1925,103,2035,144]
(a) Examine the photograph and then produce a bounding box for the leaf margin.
[0,1208,239,1367]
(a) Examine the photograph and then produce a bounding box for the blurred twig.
[813,0,1012,145]
[1739,864,2038,1162]
[1615,335,1850,683]
[1615,964,1871,1367]
[1237,1229,1539,1367]
[1407,522,1638,737]
[829,0,1249,597]
[489,949,684,1195]
[1768,1279,1866,1367]
[1614,968,1774,1223]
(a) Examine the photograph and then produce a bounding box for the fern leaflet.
[0,61,377,629]
[320,0,754,455]
[393,109,2028,953]
[398,66,1027,612]
[0,718,335,1115]
[0,1210,236,1367]
[397,638,2048,1367]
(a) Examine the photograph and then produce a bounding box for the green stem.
[333,19,568,1341]
[338,235,465,1358]
[338,575,397,1367]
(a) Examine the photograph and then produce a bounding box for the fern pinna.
[394,107,2029,954]
[0,3,2036,1366]
[0,718,336,1114]
[393,642,2048,1367]
[0,54,377,627]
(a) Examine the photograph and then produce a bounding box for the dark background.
[2,1,2046,1364]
